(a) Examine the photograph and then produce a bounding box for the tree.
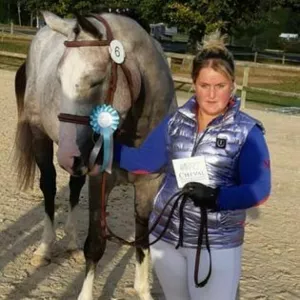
[17,1,21,25]
[0,0,14,23]
[6,0,299,53]
[158,0,270,51]
[231,0,300,50]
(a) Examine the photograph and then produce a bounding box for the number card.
[172,156,210,188]
[109,40,125,64]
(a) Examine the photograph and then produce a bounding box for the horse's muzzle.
[72,156,89,177]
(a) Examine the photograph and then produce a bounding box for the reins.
[107,189,212,288]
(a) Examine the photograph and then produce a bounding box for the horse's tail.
[14,62,36,190]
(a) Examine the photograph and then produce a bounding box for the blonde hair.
[192,31,235,83]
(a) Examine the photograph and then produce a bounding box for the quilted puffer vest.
[149,96,263,249]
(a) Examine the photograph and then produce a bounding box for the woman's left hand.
[182,182,219,209]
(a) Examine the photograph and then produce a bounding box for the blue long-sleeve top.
[114,116,271,210]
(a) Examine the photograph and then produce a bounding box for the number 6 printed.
[109,40,125,64]
[114,46,120,57]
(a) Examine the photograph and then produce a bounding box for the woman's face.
[194,67,233,117]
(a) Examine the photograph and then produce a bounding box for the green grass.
[252,81,300,93]
[0,39,30,54]
[172,33,188,42]
[0,39,29,70]
[246,67,300,93]
[243,91,300,107]
[0,56,24,70]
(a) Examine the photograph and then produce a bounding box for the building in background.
[279,33,299,40]
[150,23,177,41]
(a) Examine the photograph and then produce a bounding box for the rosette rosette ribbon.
[89,104,120,173]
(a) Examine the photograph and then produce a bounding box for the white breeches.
[150,234,242,300]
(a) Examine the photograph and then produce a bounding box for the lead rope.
[194,207,212,287]
[106,190,212,288]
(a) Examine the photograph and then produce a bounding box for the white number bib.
[172,156,210,188]
[109,40,125,64]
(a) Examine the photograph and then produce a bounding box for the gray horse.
[14,10,177,300]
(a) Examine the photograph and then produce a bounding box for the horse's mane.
[93,7,150,34]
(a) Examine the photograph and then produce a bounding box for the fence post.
[10,21,14,35]
[241,66,249,109]
[167,56,172,69]
[1,28,3,42]
[282,54,285,65]
[254,52,258,63]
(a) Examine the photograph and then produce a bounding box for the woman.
[114,32,271,300]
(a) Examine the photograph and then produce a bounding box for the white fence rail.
[0,50,26,59]
[1,51,300,108]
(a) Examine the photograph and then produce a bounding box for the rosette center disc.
[97,111,113,128]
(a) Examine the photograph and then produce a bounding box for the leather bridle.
[58,14,134,125]
[57,14,134,238]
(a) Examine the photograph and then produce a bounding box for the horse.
[13,10,177,300]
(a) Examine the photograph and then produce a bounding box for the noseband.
[58,14,134,125]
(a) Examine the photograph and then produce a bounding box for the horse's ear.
[42,11,73,37]
[75,13,103,40]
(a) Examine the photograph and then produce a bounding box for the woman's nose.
[209,86,216,99]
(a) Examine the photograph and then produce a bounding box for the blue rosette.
[90,104,119,173]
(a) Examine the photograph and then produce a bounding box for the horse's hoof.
[30,254,51,267]
[77,292,92,300]
[69,249,85,264]
[138,294,154,300]
[129,288,153,300]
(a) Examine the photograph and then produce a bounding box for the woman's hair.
[191,31,235,83]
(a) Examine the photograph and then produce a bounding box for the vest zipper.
[191,127,209,156]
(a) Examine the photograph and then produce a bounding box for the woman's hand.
[182,182,219,210]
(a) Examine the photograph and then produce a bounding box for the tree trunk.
[17,1,22,26]
[36,13,39,29]
[7,2,11,23]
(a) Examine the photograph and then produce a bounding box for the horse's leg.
[31,127,57,267]
[65,175,86,252]
[133,175,163,300]
[78,175,107,300]
[134,221,153,300]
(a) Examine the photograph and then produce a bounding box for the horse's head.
[42,11,142,176]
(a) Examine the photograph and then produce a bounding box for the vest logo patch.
[216,137,227,149]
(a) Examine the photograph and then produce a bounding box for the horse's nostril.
[73,156,82,167]
[72,156,86,176]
